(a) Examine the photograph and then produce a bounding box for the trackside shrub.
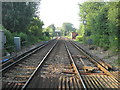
[2,27,15,53]
[76,36,83,41]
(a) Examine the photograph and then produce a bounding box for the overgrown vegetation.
[2,2,50,53]
[78,1,119,53]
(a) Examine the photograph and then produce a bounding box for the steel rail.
[0,39,55,72]
[1,39,55,65]
[21,40,58,90]
[64,41,87,90]
[70,41,119,82]
[1,44,44,65]
[70,41,114,70]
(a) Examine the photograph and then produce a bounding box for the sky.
[38,0,86,29]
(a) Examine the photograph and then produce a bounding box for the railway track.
[69,41,119,81]
[65,40,119,89]
[2,38,119,89]
[0,39,55,72]
[22,39,86,89]
[2,39,57,89]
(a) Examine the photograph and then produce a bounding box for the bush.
[17,32,28,42]
[27,35,37,44]
[3,27,15,53]
[12,32,28,46]
[39,35,50,41]
[2,25,51,54]
[76,36,83,41]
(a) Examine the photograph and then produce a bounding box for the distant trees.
[78,2,119,52]
[43,24,56,37]
[61,23,76,36]
[43,22,76,37]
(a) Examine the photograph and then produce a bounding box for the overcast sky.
[38,0,86,29]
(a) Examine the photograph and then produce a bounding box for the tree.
[44,24,56,37]
[2,2,39,33]
[28,16,44,37]
[62,22,76,36]
[107,2,119,51]
[79,1,119,52]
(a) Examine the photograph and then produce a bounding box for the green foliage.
[1,2,51,54]
[76,36,83,41]
[77,24,84,37]
[16,32,28,42]
[79,2,119,52]
[2,2,39,33]
[2,27,15,52]
[107,2,119,51]
[43,24,56,37]
[28,17,44,37]
[62,23,76,36]
[40,35,51,41]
